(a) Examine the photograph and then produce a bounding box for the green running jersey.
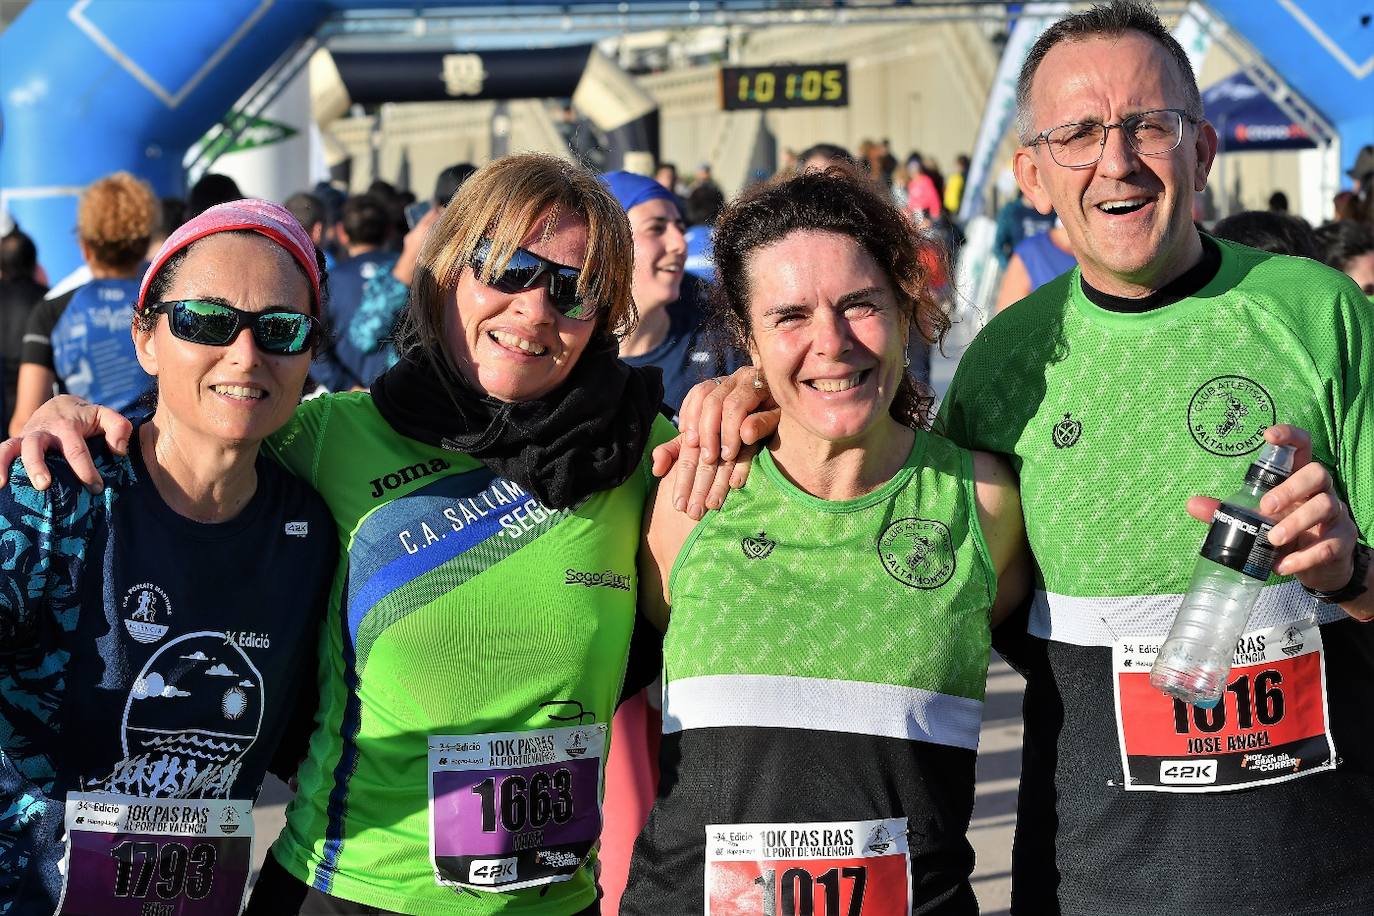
[668,433,993,699]
[264,393,673,915]
[623,431,996,914]
[939,238,1374,915]
[942,238,1371,630]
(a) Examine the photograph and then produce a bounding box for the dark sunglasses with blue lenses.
[469,238,595,320]
[148,299,319,355]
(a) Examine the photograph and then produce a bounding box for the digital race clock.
[719,64,849,111]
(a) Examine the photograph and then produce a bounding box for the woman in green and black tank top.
[623,169,1030,915]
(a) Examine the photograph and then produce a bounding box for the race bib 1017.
[705,817,912,916]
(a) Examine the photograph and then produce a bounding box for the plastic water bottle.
[1150,443,1296,708]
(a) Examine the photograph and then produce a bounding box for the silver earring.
[903,350,911,369]
[752,369,765,390]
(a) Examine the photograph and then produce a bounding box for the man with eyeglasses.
[939,1,1374,914]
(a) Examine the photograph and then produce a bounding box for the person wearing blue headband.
[601,171,743,418]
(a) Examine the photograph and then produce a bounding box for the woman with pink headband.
[0,199,337,916]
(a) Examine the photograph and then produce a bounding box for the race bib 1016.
[56,793,253,916]
[705,817,912,916]
[1113,620,1336,792]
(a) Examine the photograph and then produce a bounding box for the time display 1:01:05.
[736,69,844,103]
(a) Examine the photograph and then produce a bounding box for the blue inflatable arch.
[2,1,343,278]
[3,0,1368,279]
[0,0,659,279]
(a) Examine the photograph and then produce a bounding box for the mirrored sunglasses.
[469,238,596,321]
[147,299,319,355]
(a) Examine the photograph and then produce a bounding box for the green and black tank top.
[622,430,997,915]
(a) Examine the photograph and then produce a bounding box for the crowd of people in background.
[0,137,969,436]
[6,127,1370,438]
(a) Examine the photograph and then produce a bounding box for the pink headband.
[137,198,323,316]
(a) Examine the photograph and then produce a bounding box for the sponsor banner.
[1113,620,1336,792]
[57,793,253,915]
[429,724,606,891]
[706,817,912,916]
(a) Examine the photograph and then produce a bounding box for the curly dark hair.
[710,165,948,429]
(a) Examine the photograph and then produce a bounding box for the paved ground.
[250,313,1027,912]
[969,656,1025,916]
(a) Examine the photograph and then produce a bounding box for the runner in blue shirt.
[10,173,157,434]
[602,171,744,419]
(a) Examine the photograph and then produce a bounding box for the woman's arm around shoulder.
[637,473,702,633]
[0,394,131,491]
[972,450,1030,628]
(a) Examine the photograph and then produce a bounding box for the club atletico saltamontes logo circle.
[1188,375,1275,456]
[877,518,955,589]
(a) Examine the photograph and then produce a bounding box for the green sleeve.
[640,414,679,489]
[264,395,335,488]
[1331,279,1374,539]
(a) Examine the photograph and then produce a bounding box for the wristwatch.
[1303,541,1372,605]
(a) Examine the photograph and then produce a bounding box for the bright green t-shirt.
[942,238,1371,618]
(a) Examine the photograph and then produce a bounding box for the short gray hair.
[1014,0,1203,144]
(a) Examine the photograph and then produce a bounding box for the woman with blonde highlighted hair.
[8,152,675,915]
[246,152,671,914]
[402,153,638,356]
